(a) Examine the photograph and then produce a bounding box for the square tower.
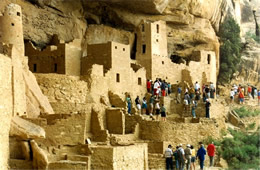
[136,20,168,80]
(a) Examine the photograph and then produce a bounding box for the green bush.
[218,17,242,83]
[245,31,260,43]
[218,129,260,169]
[234,106,260,118]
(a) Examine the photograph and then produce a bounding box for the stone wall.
[29,113,89,147]
[90,144,148,170]
[148,153,165,170]
[106,108,125,134]
[0,54,12,169]
[140,119,221,146]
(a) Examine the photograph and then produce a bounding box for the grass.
[234,106,260,118]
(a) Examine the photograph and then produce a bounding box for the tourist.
[165,145,174,170]
[190,145,196,170]
[184,144,192,170]
[160,103,166,121]
[196,143,206,170]
[207,142,216,167]
[177,86,182,104]
[126,95,131,115]
[205,98,211,118]
[161,80,166,97]
[190,87,195,100]
[195,90,201,103]
[173,146,179,170]
[239,90,244,104]
[258,89,260,105]
[151,81,154,95]
[233,84,238,95]
[230,89,235,104]
[141,97,147,115]
[247,85,252,98]
[254,88,258,100]
[205,85,210,99]
[184,92,190,104]
[252,86,255,99]
[147,79,151,93]
[177,144,186,170]
[135,96,141,111]
[154,80,160,97]
[194,81,200,92]
[168,83,171,95]
[191,100,196,118]
[155,100,160,121]
[149,95,155,116]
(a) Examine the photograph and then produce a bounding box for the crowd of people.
[165,142,216,170]
[146,78,172,97]
[177,81,215,118]
[126,94,167,121]
[229,84,260,105]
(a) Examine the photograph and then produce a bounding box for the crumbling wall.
[31,113,88,147]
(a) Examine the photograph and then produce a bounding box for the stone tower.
[0,3,24,55]
[136,20,168,80]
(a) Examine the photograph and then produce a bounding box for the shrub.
[218,17,242,84]
[234,106,260,118]
[245,31,260,43]
[219,129,260,169]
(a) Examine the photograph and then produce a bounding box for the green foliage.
[218,129,260,169]
[245,31,260,43]
[234,106,260,118]
[218,17,242,83]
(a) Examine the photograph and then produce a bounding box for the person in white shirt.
[195,82,200,92]
[165,145,173,170]
[230,89,235,103]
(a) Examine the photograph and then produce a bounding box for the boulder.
[10,116,45,140]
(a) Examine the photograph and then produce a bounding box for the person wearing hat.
[205,98,211,118]
[165,144,174,170]
[184,144,192,170]
[196,143,206,170]
[177,144,186,170]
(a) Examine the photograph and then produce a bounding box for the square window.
[138,77,142,85]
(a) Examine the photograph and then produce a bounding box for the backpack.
[177,149,184,161]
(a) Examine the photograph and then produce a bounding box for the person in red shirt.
[147,80,151,93]
[207,142,216,167]
[247,85,252,98]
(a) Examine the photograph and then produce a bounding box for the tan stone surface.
[106,108,125,134]
[10,116,45,140]
[0,54,13,170]
[31,140,48,169]
[48,160,87,170]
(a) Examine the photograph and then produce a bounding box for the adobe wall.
[106,108,125,134]
[140,119,220,146]
[29,113,89,147]
[35,74,88,104]
[0,4,24,55]
[82,42,147,103]
[81,43,112,75]
[90,144,148,170]
[0,54,12,170]
[26,43,66,74]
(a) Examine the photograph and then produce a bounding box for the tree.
[218,17,241,83]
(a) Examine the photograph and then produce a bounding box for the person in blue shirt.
[196,143,206,170]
